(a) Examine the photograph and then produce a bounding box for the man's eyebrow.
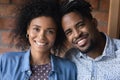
[75,20,84,26]
[64,28,71,33]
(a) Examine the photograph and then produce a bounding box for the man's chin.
[77,45,94,54]
[79,50,89,54]
[74,45,88,53]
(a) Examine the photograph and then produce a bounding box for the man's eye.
[65,30,72,36]
[76,23,85,28]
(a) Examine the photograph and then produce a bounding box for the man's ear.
[92,18,98,28]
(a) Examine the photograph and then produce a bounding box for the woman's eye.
[46,29,56,34]
[33,28,40,32]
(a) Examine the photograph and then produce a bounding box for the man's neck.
[87,33,106,59]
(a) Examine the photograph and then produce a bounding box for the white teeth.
[77,39,86,46]
[78,39,84,44]
[35,41,46,46]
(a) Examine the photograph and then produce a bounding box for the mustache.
[72,33,89,44]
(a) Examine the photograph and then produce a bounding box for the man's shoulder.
[107,38,120,56]
[110,38,120,50]
[113,38,120,45]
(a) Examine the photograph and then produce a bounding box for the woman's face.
[27,16,57,53]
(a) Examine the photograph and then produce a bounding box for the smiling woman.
[11,0,65,53]
[0,0,77,80]
[27,16,57,54]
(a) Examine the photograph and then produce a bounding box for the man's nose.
[73,29,80,38]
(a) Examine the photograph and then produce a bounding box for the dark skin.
[62,12,106,59]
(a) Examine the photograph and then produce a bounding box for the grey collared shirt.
[66,33,120,80]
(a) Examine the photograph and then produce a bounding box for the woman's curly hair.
[10,0,66,55]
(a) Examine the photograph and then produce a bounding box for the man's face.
[62,12,98,53]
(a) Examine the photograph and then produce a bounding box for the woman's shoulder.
[0,51,27,60]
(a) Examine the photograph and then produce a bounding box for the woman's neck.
[30,50,51,65]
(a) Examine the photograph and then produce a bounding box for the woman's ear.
[27,25,30,35]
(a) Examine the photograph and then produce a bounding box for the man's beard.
[78,40,95,54]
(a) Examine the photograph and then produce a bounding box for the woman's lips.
[35,41,47,46]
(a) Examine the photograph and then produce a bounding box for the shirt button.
[91,76,95,80]
[28,70,31,73]
[27,70,31,75]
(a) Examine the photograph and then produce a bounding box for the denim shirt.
[66,33,120,80]
[0,49,77,80]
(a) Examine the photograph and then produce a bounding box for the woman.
[0,0,77,80]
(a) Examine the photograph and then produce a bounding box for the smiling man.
[61,0,120,80]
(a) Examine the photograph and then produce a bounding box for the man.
[60,0,120,80]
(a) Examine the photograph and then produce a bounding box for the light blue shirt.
[66,34,120,80]
[0,49,77,80]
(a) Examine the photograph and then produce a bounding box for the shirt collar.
[101,33,116,58]
[50,54,60,73]
[21,49,31,72]
[21,49,59,73]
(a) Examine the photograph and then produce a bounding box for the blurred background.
[0,0,119,53]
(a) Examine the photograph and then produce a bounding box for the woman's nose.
[38,31,46,40]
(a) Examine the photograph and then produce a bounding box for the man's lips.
[73,34,89,46]
[77,38,87,46]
